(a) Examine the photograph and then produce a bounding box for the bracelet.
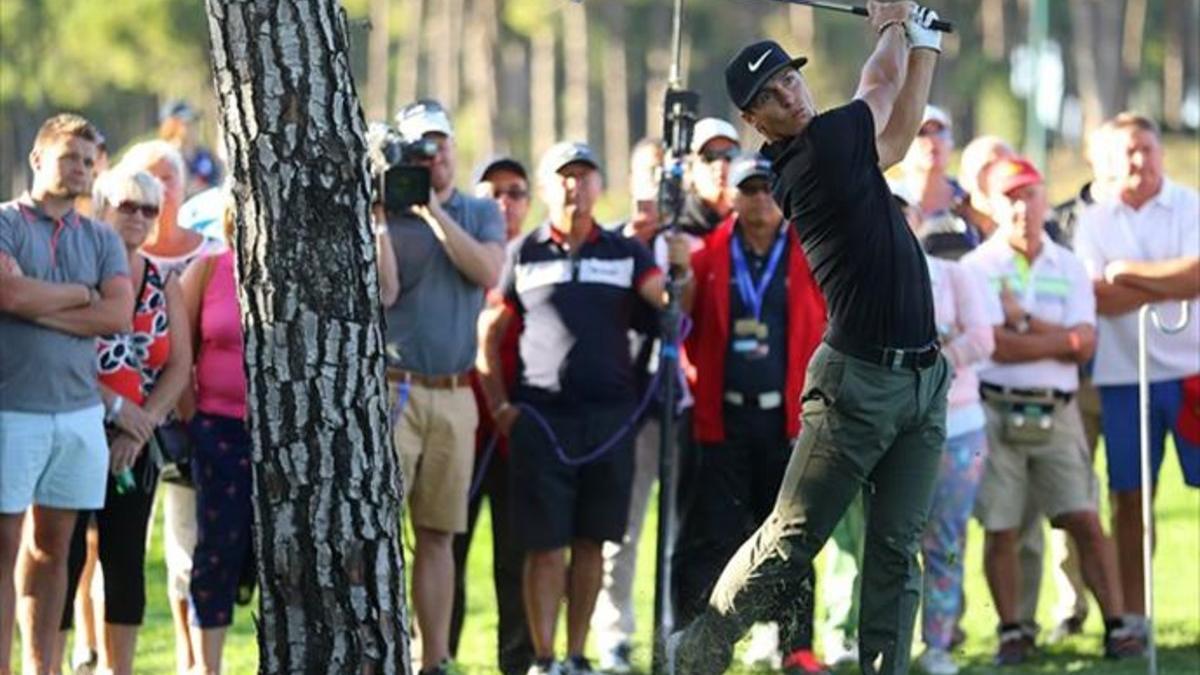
[373,224,390,236]
[106,395,125,423]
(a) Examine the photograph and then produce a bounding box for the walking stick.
[1136,300,1191,675]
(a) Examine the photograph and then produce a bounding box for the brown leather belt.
[386,368,473,389]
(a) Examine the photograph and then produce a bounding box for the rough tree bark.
[204,1,411,672]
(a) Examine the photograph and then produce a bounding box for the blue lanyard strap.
[730,222,787,321]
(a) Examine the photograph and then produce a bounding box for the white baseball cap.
[395,99,454,141]
[691,117,741,154]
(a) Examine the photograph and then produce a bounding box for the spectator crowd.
[0,94,1197,675]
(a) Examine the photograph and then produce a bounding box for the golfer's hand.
[906,4,943,52]
[867,1,914,34]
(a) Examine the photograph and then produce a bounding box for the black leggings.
[60,452,158,630]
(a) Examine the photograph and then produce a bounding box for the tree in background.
[203,0,411,671]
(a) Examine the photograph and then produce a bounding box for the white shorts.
[0,406,108,513]
[161,481,197,600]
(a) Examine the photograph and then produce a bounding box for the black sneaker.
[561,655,596,675]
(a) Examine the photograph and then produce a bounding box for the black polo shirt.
[502,223,659,409]
[724,224,789,397]
[762,100,935,349]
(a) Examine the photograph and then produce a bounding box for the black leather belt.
[826,334,941,371]
[980,382,1074,404]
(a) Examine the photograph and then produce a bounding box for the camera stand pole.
[652,0,693,671]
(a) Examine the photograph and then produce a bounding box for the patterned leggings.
[188,412,253,628]
[921,427,987,650]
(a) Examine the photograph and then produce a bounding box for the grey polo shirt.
[384,189,505,375]
[0,195,130,413]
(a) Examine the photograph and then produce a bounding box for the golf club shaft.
[763,0,954,33]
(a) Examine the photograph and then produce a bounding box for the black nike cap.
[725,40,808,110]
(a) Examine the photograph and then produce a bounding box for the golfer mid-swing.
[668,3,949,674]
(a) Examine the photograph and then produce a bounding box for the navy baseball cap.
[725,40,808,110]
[729,154,773,188]
[537,141,601,180]
[472,156,528,185]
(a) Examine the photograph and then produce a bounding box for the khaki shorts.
[975,398,1098,531]
[391,382,478,533]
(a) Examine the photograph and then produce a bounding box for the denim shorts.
[0,405,108,513]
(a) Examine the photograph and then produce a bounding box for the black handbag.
[153,420,193,486]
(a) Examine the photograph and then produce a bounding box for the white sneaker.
[597,641,633,674]
[527,660,565,675]
[916,648,959,675]
[741,622,781,669]
[822,637,858,667]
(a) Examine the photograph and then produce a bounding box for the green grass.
[13,441,1198,673]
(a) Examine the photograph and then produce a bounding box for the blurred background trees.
[3,0,1199,205]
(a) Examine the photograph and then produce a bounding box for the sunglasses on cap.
[493,186,529,200]
[918,124,950,139]
[700,147,739,164]
[116,201,160,218]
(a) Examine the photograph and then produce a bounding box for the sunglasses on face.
[701,147,740,164]
[493,187,529,200]
[116,201,160,218]
[918,124,950,139]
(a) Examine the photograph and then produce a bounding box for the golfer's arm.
[854,24,908,142]
[876,49,938,170]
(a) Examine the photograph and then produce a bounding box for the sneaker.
[562,655,597,675]
[527,659,565,675]
[782,648,830,674]
[598,641,633,674]
[994,626,1033,666]
[822,637,858,667]
[1104,622,1146,660]
[915,648,959,675]
[71,648,98,675]
[1047,614,1087,644]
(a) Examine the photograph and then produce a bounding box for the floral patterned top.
[96,257,170,404]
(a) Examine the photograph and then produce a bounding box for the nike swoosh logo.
[748,49,772,73]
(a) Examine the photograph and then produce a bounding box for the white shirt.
[961,234,1095,392]
[1073,179,1200,386]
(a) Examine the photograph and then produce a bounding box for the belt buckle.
[888,348,905,370]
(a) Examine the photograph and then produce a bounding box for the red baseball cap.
[1177,374,1200,446]
[986,156,1043,197]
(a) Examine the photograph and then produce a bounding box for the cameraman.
[378,99,506,675]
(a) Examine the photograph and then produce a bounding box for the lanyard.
[730,222,787,321]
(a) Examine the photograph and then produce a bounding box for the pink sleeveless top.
[194,249,247,419]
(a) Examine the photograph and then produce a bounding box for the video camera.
[366,122,433,212]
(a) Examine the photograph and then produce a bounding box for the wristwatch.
[1014,312,1031,334]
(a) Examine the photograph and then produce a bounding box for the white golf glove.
[907,5,942,53]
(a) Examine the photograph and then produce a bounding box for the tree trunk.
[1122,0,1147,75]
[980,0,1006,61]
[365,0,390,120]
[643,4,672,139]
[602,2,630,193]
[395,0,423,107]
[464,0,500,157]
[204,1,411,673]
[562,2,589,141]
[530,24,557,163]
[1069,0,1129,131]
[1163,0,1187,129]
